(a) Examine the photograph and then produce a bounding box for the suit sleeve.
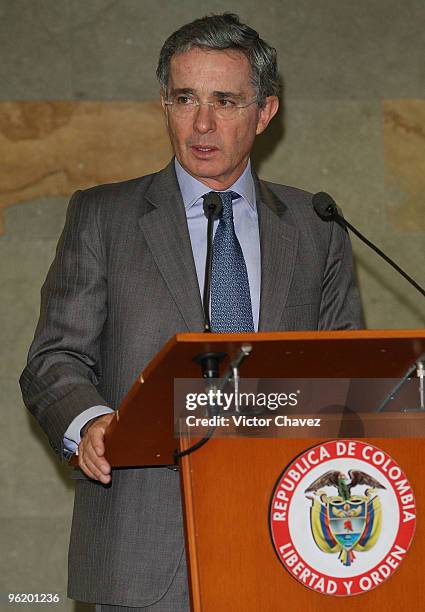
[318,219,363,330]
[19,190,109,458]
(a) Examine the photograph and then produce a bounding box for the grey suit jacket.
[20,160,361,606]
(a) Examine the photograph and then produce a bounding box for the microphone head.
[312,192,339,220]
[203,192,223,220]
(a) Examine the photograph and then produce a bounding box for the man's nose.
[193,102,216,133]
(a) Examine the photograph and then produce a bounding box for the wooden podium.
[104,329,425,611]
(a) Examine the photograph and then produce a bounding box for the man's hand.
[78,413,115,484]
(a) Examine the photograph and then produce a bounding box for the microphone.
[312,191,339,220]
[312,192,425,298]
[202,193,223,331]
[203,192,222,221]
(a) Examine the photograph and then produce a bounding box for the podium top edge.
[174,329,425,343]
[140,329,425,383]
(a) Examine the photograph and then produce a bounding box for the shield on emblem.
[327,497,368,551]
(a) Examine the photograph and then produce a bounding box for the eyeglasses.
[164,94,258,119]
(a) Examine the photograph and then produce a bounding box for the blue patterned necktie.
[210,191,254,332]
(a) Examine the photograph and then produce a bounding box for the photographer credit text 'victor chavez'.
[185,414,322,429]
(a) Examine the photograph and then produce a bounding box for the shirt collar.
[174,157,256,212]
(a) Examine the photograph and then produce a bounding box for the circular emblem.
[269,440,416,596]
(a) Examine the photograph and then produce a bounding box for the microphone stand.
[339,217,425,298]
[202,192,222,332]
[313,192,425,298]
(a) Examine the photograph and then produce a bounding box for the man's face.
[161,47,278,190]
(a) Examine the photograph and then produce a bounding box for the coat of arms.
[305,470,385,566]
[270,441,416,596]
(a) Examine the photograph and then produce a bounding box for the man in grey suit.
[20,13,361,611]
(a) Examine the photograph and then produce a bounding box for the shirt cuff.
[63,405,114,457]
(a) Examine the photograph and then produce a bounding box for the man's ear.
[160,89,169,126]
[160,89,167,111]
[256,96,279,135]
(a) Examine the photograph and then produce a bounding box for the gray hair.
[156,13,279,107]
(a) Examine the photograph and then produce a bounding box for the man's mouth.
[191,145,218,153]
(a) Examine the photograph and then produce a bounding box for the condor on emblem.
[269,441,416,596]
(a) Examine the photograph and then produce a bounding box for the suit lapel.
[255,176,299,331]
[138,162,205,331]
